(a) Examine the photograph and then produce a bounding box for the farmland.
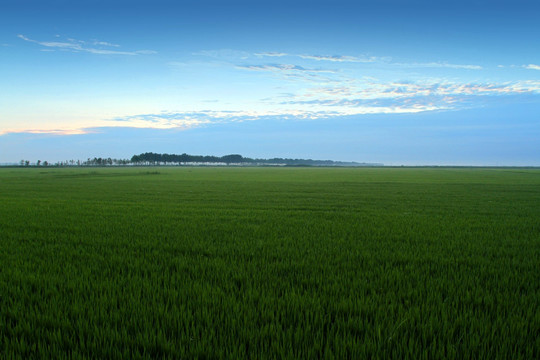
[0,167,539,358]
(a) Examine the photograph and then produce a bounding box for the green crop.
[1,167,539,358]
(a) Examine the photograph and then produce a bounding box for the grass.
[0,167,539,358]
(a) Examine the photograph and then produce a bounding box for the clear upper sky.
[1,0,539,165]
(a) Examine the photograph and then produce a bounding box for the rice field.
[0,167,539,358]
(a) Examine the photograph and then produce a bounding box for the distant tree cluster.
[129,152,239,165]
[130,152,368,166]
[131,152,246,165]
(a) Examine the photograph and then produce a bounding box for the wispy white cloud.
[251,51,481,69]
[523,64,540,71]
[17,34,156,55]
[392,62,483,70]
[0,127,89,136]
[254,52,288,58]
[106,106,443,130]
[92,40,120,47]
[194,49,251,60]
[189,49,484,84]
[255,51,384,63]
[236,63,340,84]
[0,104,445,136]
[424,62,483,70]
[298,54,380,63]
[294,80,540,102]
[237,64,336,74]
[266,80,540,118]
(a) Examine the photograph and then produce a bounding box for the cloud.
[236,63,340,84]
[107,107,442,130]
[524,64,540,71]
[92,40,120,47]
[258,79,540,119]
[253,50,484,71]
[255,52,383,63]
[298,54,380,63]
[0,104,442,136]
[252,52,481,69]
[193,49,251,60]
[425,63,482,70]
[17,34,156,55]
[237,64,336,73]
[393,62,483,70]
[0,128,89,136]
[254,52,288,57]
[319,80,540,100]
[189,49,483,81]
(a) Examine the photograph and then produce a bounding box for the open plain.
[0,167,539,358]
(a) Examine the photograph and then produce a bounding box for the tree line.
[14,153,378,167]
[17,158,130,167]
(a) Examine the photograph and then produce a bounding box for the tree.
[37,160,41,166]
[131,155,141,164]
[222,154,244,164]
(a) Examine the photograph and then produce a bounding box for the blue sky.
[1,0,539,165]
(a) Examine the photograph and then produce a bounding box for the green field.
[1,167,539,358]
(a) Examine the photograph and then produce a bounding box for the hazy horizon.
[1,0,539,165]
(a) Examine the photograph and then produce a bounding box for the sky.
[1,0,539,165]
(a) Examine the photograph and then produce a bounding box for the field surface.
[0,167,539,358]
